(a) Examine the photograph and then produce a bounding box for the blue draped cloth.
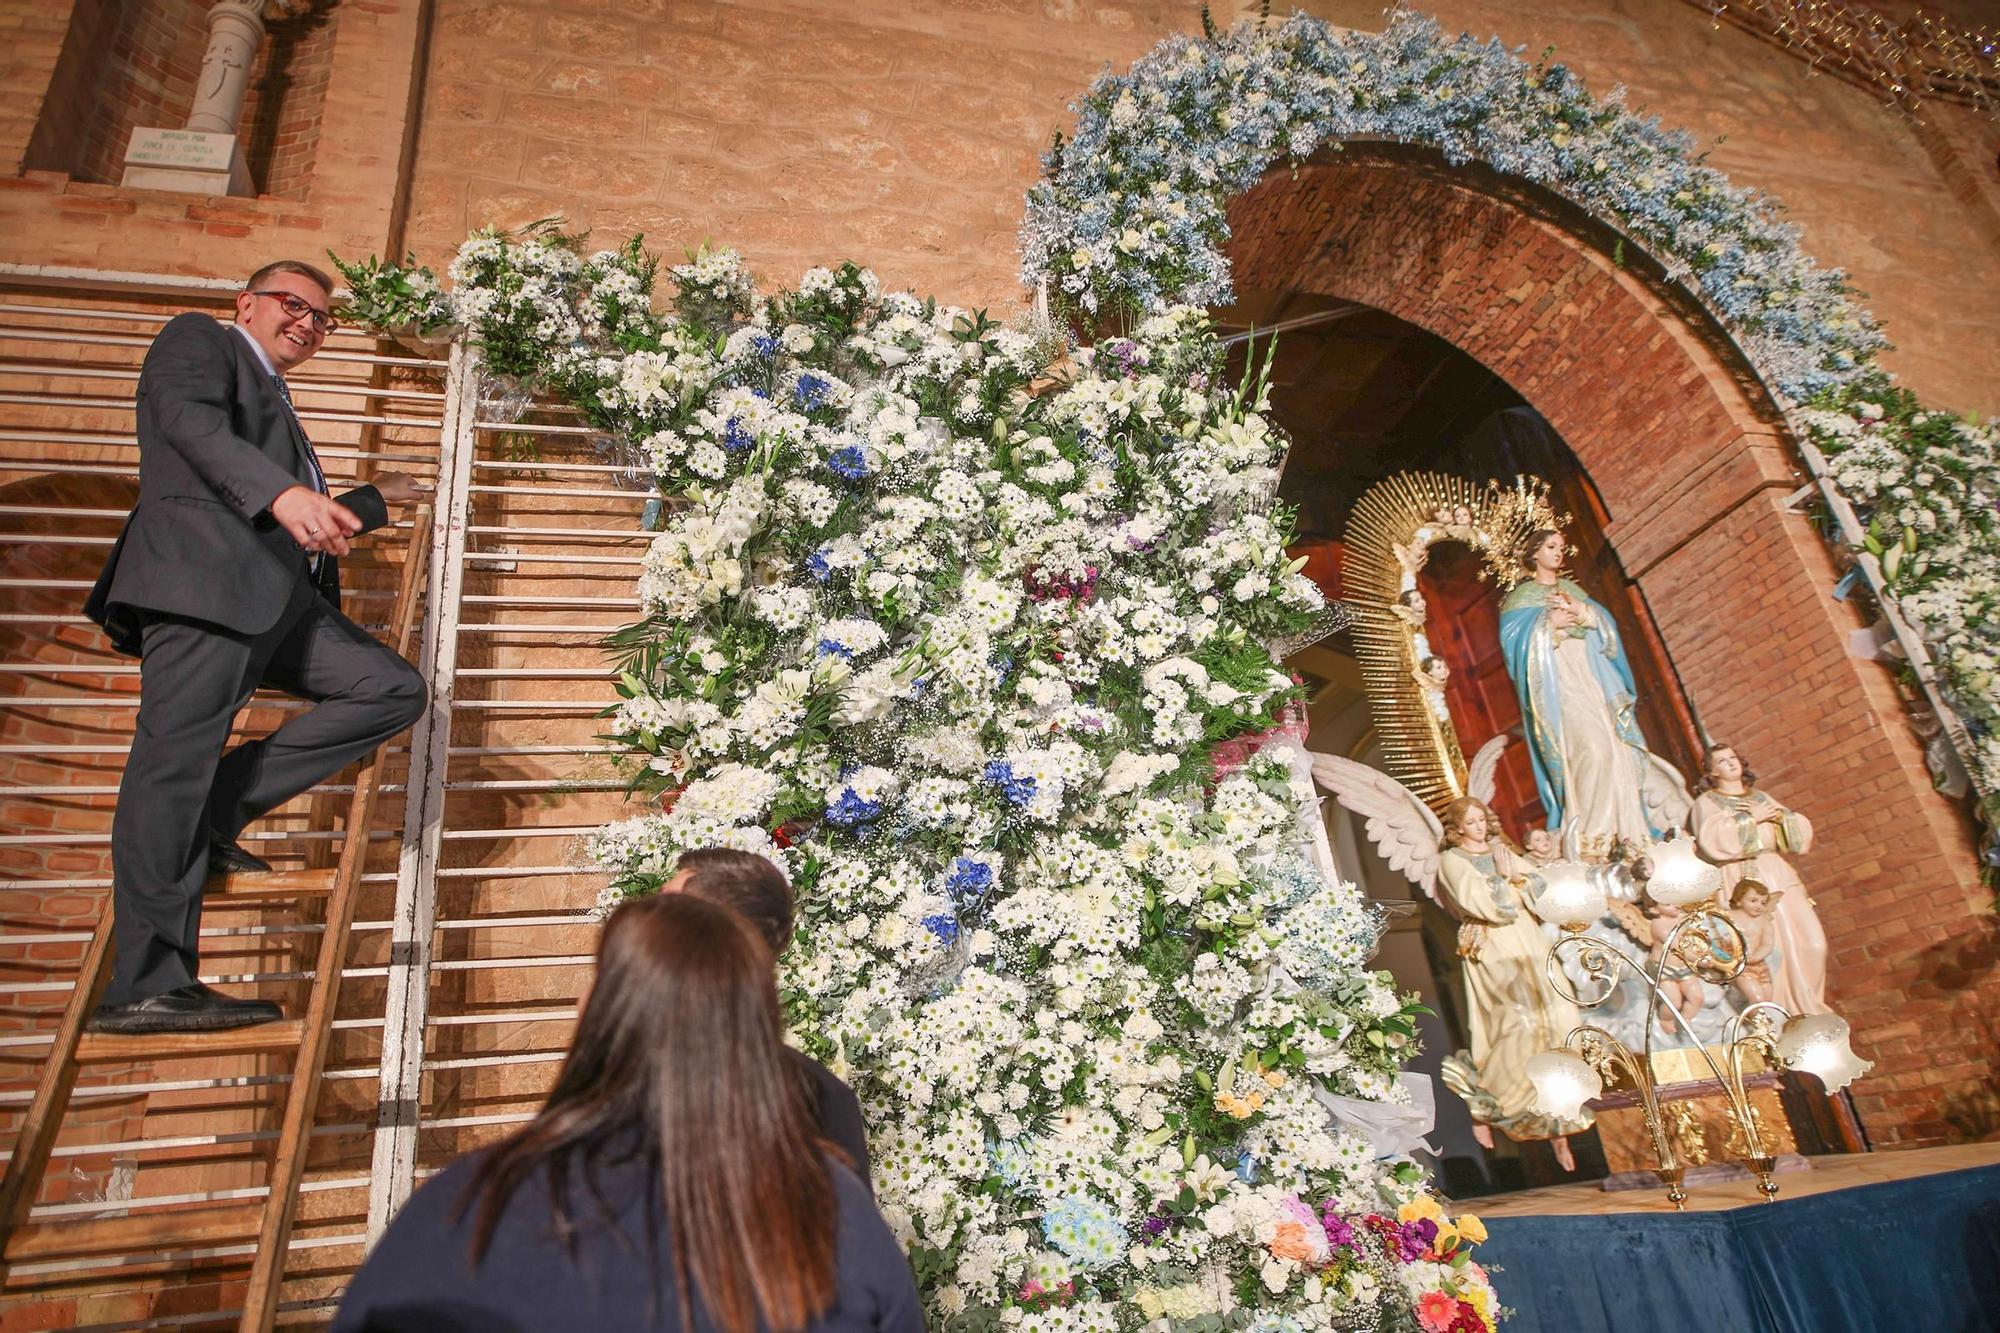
[1498,576,1662,836]
[1476,1163,2000,1332]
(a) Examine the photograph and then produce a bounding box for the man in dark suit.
[84,259,429,1033]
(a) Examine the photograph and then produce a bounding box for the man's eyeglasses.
[248,290,339,335]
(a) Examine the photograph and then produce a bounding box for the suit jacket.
[84,312,388,655]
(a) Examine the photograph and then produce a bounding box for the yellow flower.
[1456,1214,1488,1244]
[1397,1196,1444,1225]
[1261,1069,1287,1089]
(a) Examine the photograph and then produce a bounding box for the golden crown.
[1476,475,1569,590]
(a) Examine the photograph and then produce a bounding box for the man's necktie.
[272,374,329,573]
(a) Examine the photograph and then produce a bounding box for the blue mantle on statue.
[1476,1163,2000,1332]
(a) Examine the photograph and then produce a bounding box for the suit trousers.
[105,571,427,1006]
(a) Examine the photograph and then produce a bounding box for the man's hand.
[271,485,362,557]
[371,471,426,506]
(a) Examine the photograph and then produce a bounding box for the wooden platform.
[1455,1141,2000,1216]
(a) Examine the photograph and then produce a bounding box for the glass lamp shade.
[1526,1049,1603,1121]
[1775,1013,1873,1093]
[1645,832,1723,906]
[1531,859,1606,928]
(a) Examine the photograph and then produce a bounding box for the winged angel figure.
[1310,738,1593,1154]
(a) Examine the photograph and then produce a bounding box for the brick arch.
[1225,143,1990,1148]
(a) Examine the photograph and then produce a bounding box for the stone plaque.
[121,127,254,198]
[125,128,233,170]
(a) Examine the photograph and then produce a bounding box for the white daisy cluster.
[353,230,1499,1331]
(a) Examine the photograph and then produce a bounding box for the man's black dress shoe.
[89,983,284,1034]
[208,835,273,876]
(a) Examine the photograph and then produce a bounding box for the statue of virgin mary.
[1499,528,1691,847]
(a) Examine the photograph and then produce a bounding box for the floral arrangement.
[1022,9,2000,856]
[338,224,1502,1330]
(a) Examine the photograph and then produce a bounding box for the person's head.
[1444,796,1494,847]
[1420,655,1449,684]
[1525,827,1554,859]
[234,259,336,372]
[463,894,834,1333]
[1730,878,1773,915]
[1697,742,1755,794]
[665,847,794,954]
[1518,527,1564,575]
[1396,588,1426,615]
[1452,504,1473,526]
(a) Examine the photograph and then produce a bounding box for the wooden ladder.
[0,513,431,1331]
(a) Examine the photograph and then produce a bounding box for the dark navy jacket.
[331,1146,921,1333]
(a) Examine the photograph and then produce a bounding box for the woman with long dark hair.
[331,894,922,1333]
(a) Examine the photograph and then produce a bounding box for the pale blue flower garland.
[1022,9,2000,857]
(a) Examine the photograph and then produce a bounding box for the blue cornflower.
[825,789,882,828]
[721,416,755,452]
[805,550,832,582]
[793,372,833,411]
[945,857,993,901]
[827,446,870,480]
[982,760,1037,807]
[815,637,853,660]
[750,333,780,358]
[921,912,960,946]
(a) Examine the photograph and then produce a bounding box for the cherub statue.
[1411,655,1451,722]
[1723,878,1782,1006]
[1523,827,1557,866]
[1607,895,1706,1034]
[1390,587,1428,628]
[1447,503,1477,542]
[1311,741,1587,1161]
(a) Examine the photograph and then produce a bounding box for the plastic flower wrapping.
[346,224,1502,1331]
[1022,9,1999,854]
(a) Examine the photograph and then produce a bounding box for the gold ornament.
[1342,471,1566,813]
[1689,1,2000,120]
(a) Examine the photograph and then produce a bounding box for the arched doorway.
[1221,142,1987,1148]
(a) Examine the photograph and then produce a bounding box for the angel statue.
[1500,527,1691,848]
[1690,742,1829,1014]
[1312,744,1587,1165]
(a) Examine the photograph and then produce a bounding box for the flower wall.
[1019,11,2000,836]
[342,225,1501,1331]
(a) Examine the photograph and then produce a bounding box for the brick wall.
[1227,149,1993,1148]
[0,0,425,282]
[393,0,2000,417]
[19,0,340,201]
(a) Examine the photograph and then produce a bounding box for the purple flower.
[1319,1206,1357,1253]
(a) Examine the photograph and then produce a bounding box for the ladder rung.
[207,869,338,899]
[4,1201,263,1263]
[74,1019,304,1064]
